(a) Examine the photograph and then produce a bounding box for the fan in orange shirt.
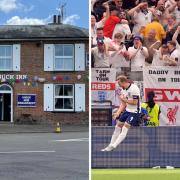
[141,16,166,42]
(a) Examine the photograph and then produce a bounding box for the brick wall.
[0,40,89,125]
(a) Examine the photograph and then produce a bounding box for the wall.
[0,40,89,125]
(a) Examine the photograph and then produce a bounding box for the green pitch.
[92,169,180,180]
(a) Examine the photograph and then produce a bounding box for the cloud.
[0,0,34,13]
[0,0,17,13]
[63,14,80,25]
[5,14,80,26]
[6,16,47,25]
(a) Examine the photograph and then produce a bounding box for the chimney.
[53,15,56,23]
[52,15,61,24]
[58,15,61,24]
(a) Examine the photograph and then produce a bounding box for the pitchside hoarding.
[92,127,180,168]
[143,66,180,126]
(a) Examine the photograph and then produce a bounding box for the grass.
[92,169,180,180]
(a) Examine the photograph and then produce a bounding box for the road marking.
[51,138,89,142]
[0,151,56,154]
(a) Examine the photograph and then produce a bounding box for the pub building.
[0,16,89,124]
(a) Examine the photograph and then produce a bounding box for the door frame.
[0,84,13,122]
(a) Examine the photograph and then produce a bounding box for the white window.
[0,44,20,71]
[0,45,12,71]
[54,44,74,71]
[44,84,85,112]
[54,84,74,111]
[44,44,85,71]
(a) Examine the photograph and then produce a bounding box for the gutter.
[0,37,89,41]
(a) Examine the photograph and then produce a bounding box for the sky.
[0,0,89,28]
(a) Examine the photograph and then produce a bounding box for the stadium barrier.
[92,126,180,168]
[92,101,112,126]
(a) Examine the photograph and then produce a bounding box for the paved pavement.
[0,123,88,133]
[0,132,89,180]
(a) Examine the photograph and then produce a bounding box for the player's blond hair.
[116,75,128,83]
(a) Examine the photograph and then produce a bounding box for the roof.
[0,24,89,41]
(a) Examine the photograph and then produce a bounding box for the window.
[0,46,12,71]
[0,84,12,91]
[44,44,85,71]
[54,84,74,111]
[54,45,74,71]
[44,84,85,112]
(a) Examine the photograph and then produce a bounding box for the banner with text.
[143,66,180,126]
[91,68,118,105]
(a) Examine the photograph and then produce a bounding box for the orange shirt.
[103,15,121,39]
[141,21,166,42]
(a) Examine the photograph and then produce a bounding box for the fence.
[92,126,180,168]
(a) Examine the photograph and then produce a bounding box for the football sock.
[112,126,129,148]
[109,125,121,146]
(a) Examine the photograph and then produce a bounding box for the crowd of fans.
[91,0,180,80]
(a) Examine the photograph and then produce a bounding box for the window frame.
[54,44,75,71]
[0,45,13,71]
[54,84,74,112]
